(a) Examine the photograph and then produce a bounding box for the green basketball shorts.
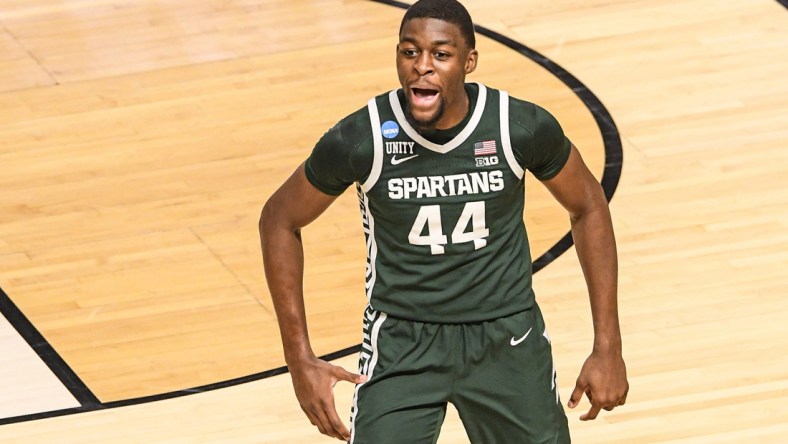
[348,303,570,444]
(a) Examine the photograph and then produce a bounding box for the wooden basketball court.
[0,0,786,442]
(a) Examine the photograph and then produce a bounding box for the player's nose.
[414,53,434,76]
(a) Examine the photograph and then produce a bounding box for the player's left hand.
[568,350,629,420]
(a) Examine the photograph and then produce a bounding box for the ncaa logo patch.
[381,120,400,139]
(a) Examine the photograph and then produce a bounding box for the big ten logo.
[475,156,499,167]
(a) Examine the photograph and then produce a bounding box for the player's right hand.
[288,356,367,441]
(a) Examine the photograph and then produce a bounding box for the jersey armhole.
[499,91,525,180]
[360,98,383,192]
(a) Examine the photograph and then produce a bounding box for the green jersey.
[306,83,570,323]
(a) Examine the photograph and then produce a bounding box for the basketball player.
[260,0,628,442]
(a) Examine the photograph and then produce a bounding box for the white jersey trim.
[359,189,378,303]
[388,83,488,154]
[361,98,384,192]
[500,91,525,179]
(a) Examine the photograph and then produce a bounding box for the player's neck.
[412,83,477,144]
[435,89,470,130]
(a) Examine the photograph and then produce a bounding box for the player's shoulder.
[336,104,373,137]
[334,87,403,145]
[472,83,552,131]
[315,102,372,157]
[508,94,553,124]
[509,96,560,134]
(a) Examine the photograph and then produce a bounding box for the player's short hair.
[399,0,476,49]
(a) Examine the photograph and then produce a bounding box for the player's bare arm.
[541,145,629,420]
[259,163,366,441]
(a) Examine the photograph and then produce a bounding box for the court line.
[0,288,99,425]
[0,0,623,425]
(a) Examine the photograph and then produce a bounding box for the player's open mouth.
[410,87,439,109]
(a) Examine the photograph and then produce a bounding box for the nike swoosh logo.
[391,154,419,165]
[510,327,533,346]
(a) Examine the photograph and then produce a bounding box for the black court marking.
[0,287,100,418]
[0,287,360,424]
[0,0,627,425]
[0,287,99,405]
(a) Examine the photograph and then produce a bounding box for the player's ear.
[465,49,478,74]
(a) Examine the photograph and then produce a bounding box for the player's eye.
[401,48,418,57]
[435,51,450,60]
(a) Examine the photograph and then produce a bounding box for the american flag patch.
[473,140,497,156]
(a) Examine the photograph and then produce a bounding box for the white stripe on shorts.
[349,309,387,444]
